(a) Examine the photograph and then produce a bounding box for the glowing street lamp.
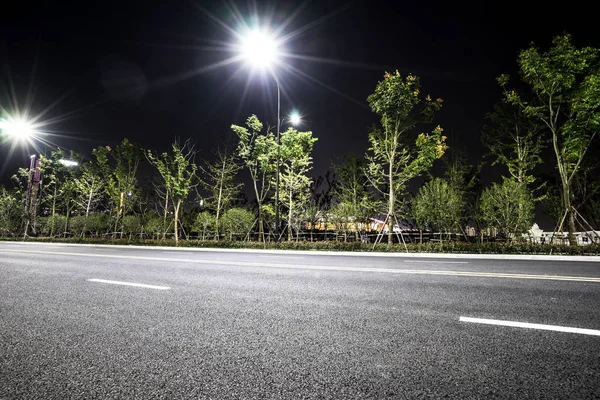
[239,27,288,242]
[0,116,41,143]
[240,30,279,68]
[58,159,78,167]
[289,111,301,126]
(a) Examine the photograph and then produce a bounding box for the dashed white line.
[459,316,600,336]
[87,279,170,290]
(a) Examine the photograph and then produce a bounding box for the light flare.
[239,29,280,68]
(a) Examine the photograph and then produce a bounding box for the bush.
[220,208,255,241]
[38,215,68,237]
[69,216,87,237]
[144,215,165,240]
[86,213,110,237]
[2,236,599,256]
[122,215,142,239]
[192,211,216,240]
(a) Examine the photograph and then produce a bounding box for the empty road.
[1,242,599,399]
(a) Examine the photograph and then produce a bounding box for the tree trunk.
[173,199,181,246]
[64,204,72,238]
[162,190,169,240]
[115,191,124,239]
[387,200,394,246]
[253,180,263,243]
[388,163,395,245]
[50,186,57,237]
[560,179,577,246]
[567,207,577,246]
[83,180,95,239]
[287,188,293,241]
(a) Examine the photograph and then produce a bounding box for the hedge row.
[2,237,600,255]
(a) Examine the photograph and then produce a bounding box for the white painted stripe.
[404,260,468,264]
[459,316,600,336]
[87,279,170,290]
[4,241,600,262]
[3,249,600,282]
[258,255,305,259]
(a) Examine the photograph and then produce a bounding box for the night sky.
[2,0,599,214]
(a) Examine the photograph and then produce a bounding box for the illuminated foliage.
[365,71,447,244]
[501,34,600,244]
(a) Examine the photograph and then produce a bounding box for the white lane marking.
[258,255,305,259]
[459,316,600,336]
[404,260,468,264]
[87,279,170,290]
[3,249,600,282]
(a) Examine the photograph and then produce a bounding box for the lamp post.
[238,29,305,242]
[239,28,284,242]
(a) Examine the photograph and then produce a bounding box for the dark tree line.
[1,34,599,246]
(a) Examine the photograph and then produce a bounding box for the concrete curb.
[4,241,600,262]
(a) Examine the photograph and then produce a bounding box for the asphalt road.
[1,242,599,399]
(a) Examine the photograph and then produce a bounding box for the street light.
[289,111,301,126]
[58,159,78,167]
[0,116,40,143]
[240,30,278,68]
[239,28,287,242]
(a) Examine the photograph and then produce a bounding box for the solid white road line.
[3,249,600,282]
[87,279,170,290]
[459,316,600,336]
[404,260,469,264]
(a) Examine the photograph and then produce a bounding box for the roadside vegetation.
[1,34,599,252]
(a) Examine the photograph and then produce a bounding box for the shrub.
[85,213,110,237]
[192,211,216,240]
[122,215,142,239]
[69,216,87,237]
[220,208,255,241]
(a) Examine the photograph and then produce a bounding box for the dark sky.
[1,0,599,198]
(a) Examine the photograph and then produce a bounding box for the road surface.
[1,242,599,399]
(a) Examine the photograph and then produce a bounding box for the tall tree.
[73,147,109,235]
[482,101,545,188]
[147,138,198,245]
[479,178,535,242]
[331,154,377,240]
[231,115,277,242]
[501,34,600,245]
[38,148,81,236]
[278,127,318,241]
[200,147,241,240]
[0,186,21,237]
[365,71,447,244]
[98,139,143,237]
[411,178,463,242]
[442,150,482,241]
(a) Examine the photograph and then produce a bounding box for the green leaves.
[365,71,446,244]
[365,72,446,197]
[412,177,463,234]
[503,33,600,244]
[481,100,545,188]
[479,178,535,240]
[278,127,318,240]
[147,139,197,200]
